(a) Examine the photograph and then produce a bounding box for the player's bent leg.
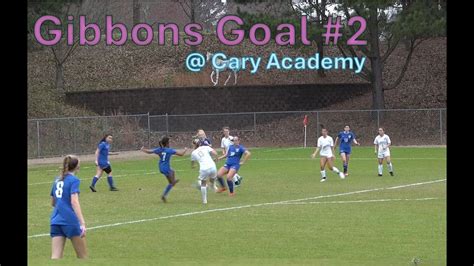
[105,168,118,191]
[90,168,104,192]
[226,168,237,196]
[162,171,178,203]
[51,236,67,259]
[70,236,88,259]
[216,167,228,193]
[385,156,394,176]
[328,157,344,179]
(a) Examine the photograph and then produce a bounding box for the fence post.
[253,112,257,132]
[73,118,77,153]
[439,109,443,145]
[165,113,169,135]
[377,110,380,129]
[316,111,319,139]
[147,113,151,147]
[36,120,40,158]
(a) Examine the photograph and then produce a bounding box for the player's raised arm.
[140,146,155,154]
[240,150,251,165]
[175,147,188,156]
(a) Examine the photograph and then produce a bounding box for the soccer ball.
[233,174,243,187]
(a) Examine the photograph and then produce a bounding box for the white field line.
[28,178,446,238]
[274,197,441,205]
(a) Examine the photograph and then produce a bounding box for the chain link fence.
[27,109,446,158]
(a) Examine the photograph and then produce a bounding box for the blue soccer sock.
[217,177,225,187]
[107,176,115,188]
[227,179,234,193]
[163,184,173,197]
[91,176,99,187]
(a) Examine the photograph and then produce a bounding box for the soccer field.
[28,147,446,265]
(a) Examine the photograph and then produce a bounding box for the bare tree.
[29,0,107,96]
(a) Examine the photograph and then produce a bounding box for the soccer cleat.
[212,184,218,192]
[344,173,349,176]
[339,172,345,179]
[378,174,383,176]
[161,195,167,203]
[110,187,119,191]
[217,187,227,193]
[320,178,326,182]
[229,192,235,196]
[89,186,97,192]
[203,201,207,204]
[389,172,394,176]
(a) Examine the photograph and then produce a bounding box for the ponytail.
[60,155,79,181]
[61,156,71,180]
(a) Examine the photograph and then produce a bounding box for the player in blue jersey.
[141,136,188,203]
[50,155,87,259]
[215,136,251,196]
[89,134,118,192]
[334,125,360,176]
[195,129,212,146]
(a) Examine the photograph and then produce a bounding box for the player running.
[374,128,394,176]
[311,128,345,182]
[220,126,242,187]
[335,125,360,176]
[191,139,219,204]
[216,136,251,196]
[141,136,188,203]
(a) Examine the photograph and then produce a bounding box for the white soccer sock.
[387,162,393,172]
[332,167,340,174]
[378,164,383,174]
[320,170,326,178]
[201,186,207,204]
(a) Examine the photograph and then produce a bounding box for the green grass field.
[28,147,446,265]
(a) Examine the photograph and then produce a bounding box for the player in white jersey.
[220,126,242,187]
[191,139,219,204]
[311,128,345,182]
[373,127,394,176]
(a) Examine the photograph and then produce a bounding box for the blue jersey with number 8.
[50,174,81,226]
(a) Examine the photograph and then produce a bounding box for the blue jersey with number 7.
[153,147,177,172]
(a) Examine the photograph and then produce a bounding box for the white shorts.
[320,152,334,158]
[198,167,217,181]
[377,149,391,159]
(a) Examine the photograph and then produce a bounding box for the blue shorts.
[339,149,351,155]
[50,224,81,238]
[99,164,112,174]
[224,163,240,172]
[160,168,174,178]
